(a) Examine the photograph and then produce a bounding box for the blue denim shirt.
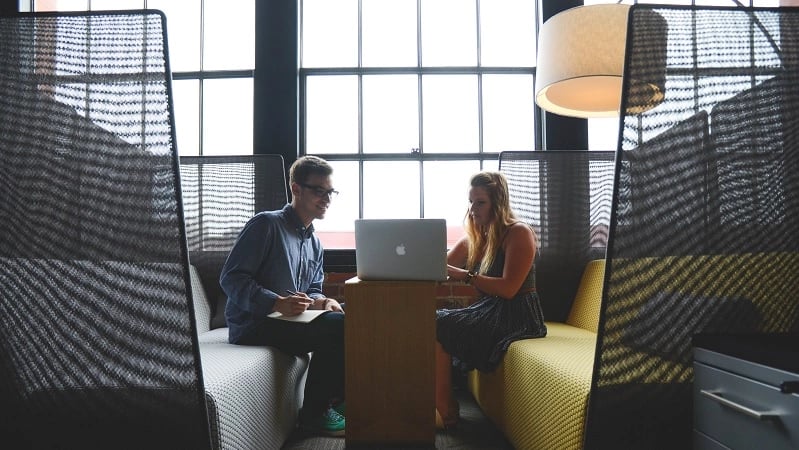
[220,204,325,343]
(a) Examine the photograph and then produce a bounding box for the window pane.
[306,75,359,154]
[363,74,419,153]
[480,0,535,67]
[34,0,87,11]
[150,0,201,72]
[424,160,480,246]
[482,159,499,172]
[363,161,419,218]
[422,75,478,153]
[421,0,477,67]
[172,79,200,156]
[482,74,535,152]
[302,0,358,68]
[203,0,255,70]
[89,0,142,10]
[588,117,619,151]
[312,161,360,249]
[362,0,417,67]
[202,78,253,155]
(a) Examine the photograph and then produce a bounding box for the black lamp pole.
[539,0,589,151]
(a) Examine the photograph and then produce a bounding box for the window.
[27,0,255,157]
[300,0,540,248]
[24,0,547,251]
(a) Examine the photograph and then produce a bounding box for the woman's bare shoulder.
[503,221,535,245]
[507,221,534,235]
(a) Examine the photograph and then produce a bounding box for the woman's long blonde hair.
[464,171,519,274]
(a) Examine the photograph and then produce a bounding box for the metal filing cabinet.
[693,334,799,450]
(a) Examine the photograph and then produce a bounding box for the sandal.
[435,398,460,430]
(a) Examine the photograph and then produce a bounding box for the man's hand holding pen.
[275,290,313,316]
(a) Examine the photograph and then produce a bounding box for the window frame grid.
[298,0,538,219]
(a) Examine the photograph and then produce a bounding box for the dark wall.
[0,1,18,14]
[254,0,298,171]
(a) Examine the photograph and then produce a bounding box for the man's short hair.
[289,155,333,185]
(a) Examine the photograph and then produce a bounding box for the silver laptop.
[354,219,448,281]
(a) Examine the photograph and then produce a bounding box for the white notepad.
[267,310,328,323]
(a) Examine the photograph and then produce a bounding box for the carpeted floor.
[281,388,513,450]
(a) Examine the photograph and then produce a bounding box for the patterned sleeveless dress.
[436,248,547,373]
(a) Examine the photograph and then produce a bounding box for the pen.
[285,290,300,296]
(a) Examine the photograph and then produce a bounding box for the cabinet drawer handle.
[700,390,778,421]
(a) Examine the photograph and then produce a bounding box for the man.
[220,155,345,436]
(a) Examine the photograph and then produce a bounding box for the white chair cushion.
[189,264,212,335]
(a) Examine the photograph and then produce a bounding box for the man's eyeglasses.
[299,183,339,199]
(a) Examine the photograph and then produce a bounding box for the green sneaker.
[333,401,345,416]
[300,407,345,437]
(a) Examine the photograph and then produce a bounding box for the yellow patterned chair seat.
[468,253,799,449]
[468,259,605,450]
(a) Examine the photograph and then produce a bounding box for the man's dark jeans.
[238,311,345,414]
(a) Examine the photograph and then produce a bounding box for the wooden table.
[344,277,436,447]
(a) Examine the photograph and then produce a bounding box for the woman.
[436,171,547,428]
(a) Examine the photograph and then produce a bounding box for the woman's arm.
[446,236,469,279]
[453,223,536,299]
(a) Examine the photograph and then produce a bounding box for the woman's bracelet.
[464,270,476,285]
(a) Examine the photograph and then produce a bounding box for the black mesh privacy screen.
[584,6,799,449]
[0,11,210,449]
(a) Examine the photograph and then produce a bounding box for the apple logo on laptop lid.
[395,243,406,256]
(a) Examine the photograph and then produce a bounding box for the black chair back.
[180,154,289,329]
[499,150,615,322]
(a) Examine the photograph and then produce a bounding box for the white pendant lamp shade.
[535,4,663,118]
